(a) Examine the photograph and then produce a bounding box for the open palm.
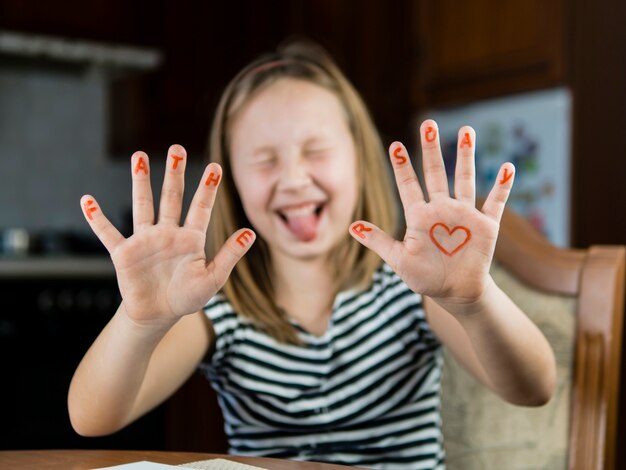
[350,120,514,306]
[80,145,254,326]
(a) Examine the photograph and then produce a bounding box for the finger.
[80,195,125,253]
[420,119,449,200]
[185,163,222,233]
[389,141,424,210]
[207,228,256,289]
[454,126,476,205]
[131,151,154,232]
[481,163,515,223]
[158,144,187,225]
[349,220,399,270]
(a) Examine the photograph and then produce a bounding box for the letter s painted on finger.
[393,146,407,165]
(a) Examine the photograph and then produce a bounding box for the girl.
[68,41,556,469]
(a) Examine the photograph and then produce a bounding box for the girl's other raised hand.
[80,145,255,329]
[350,120,514,312]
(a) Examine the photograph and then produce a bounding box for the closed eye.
[252,155,278,168]
[304,148,330,158]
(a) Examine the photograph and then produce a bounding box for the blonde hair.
[206,40,397,344]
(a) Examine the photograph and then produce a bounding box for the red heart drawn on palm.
[429,223,472,256]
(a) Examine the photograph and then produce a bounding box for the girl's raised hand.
[80,145,255,328]
[350,120,514,311]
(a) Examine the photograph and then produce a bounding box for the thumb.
[349,221,398,269]
[207,228,256,291]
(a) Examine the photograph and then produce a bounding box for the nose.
[276,155,312,191]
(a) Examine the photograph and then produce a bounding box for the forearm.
[67,302,175,436]
[437,277,556,406]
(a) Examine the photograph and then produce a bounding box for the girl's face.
[229,78,358,262]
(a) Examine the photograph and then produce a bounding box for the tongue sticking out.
[285,213,318,242]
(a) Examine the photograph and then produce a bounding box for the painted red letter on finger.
[205,172,221,187]
[134,157,148,175]
[393,146,407,165]
[352,223,373,239]
[499,168,513,185]
[84,200,97,220]
[236,230,254,247]
[425,126,437,143]
[460,132,472,148]
[170,154,184,169]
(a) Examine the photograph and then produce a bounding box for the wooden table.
[0,450,360,469]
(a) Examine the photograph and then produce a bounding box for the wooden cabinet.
[0,0,159,45]
[413,0,568,106]
[0,0,418,157]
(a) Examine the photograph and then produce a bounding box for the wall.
[0,62,204,234]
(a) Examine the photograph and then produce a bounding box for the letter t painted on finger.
[170,154,184,169]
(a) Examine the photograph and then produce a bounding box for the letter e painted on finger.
[236,230,254,247]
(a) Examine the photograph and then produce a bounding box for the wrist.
[431,275,500,318]
[117,302,178,340]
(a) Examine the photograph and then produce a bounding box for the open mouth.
[276,202,325,242]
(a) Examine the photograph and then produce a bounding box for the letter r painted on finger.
[351,223,372,240]
[236,230,254,247]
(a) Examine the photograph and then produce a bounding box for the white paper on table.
[180,458,266,469]
[94,458,266,470]
[94,462,181,470]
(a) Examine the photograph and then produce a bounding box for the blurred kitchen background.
[1,0,625,460]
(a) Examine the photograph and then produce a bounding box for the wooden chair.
[440,207,625,469]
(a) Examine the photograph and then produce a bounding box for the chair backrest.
[440,207,625,470]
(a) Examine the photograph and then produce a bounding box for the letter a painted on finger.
[134,157,148,175]
[460,132,472,148]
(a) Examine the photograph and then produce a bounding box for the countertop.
[0,255,115,278]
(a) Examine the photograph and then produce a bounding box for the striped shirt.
[200,263,445,469]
